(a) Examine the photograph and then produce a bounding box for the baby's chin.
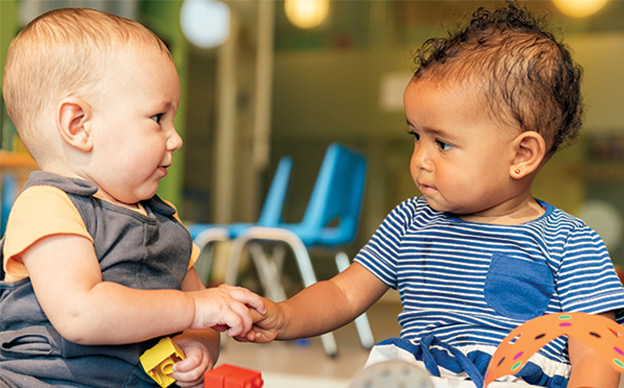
[111,190,157,207]
[424,198,469,216]
[423,197,449,213]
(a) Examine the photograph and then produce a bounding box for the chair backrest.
[187,156,292,240]
[1,174,17,237]
[0,175,15,280]
[257,156,293,226]
[299,143,367,247]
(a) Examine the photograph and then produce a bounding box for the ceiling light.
[552,0,609,18]
[284,0,329,29]
[180,0,230,48]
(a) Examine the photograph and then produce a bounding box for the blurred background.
[2,1,624,385]
[2,0,624,276]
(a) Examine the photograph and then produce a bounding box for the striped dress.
[355,197,624,387]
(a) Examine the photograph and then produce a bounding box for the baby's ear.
[56,96,93,152]
[509,131,547,179]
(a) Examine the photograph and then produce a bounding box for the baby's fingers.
[230,304,265,340]
[250,307,264,323]
[170,351,204,387]
[233,326,275,343]
[220,285,266,314]
[246,330,271,343]
[225,300,254,337]
[172,353,199,374]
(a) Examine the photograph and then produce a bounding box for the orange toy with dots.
[484,312,624,387]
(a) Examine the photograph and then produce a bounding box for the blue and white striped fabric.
[355,197,624,382]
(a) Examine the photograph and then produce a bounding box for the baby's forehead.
[412,68,489,104]
[408,74,524,134]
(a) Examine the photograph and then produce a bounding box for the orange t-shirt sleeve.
[2,185,92,282]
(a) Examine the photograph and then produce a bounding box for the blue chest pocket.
[484,253,554,320]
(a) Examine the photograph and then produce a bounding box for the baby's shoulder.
[538,202,591,233]
[384,197,447,230]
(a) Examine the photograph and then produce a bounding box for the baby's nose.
[167,129,183,151]
[412,146,433,171]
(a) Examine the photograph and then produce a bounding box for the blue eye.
[436,140,454,151]
[151,114,163,124]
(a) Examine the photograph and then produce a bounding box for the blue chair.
[187,156,293,283]
[1,174,18,281]
[226,143,374,357]
[1,174,17,237]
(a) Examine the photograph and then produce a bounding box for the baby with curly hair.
[241,3,624,387]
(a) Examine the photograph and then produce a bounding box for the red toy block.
[204,364,263,388]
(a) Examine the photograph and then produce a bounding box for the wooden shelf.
[0,151,38,191]
[0,150,38,169]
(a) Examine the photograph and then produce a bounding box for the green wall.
[139,0,188,211]
[0,1,188,211]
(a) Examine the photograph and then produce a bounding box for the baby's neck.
[93,192,144,213]
[458,198,546,225]
[41,167,144,213]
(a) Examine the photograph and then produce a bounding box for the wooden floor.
[217,299,402,383]
[217,298,624,387]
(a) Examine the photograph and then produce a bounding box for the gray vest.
[0,171,192,387]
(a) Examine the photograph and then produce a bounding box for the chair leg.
[266,230,338,357]
[248,243,287,301]
[228,227,339,357]
[225,234,249,287]
[192,228,229,286]
[320,330,339,358]
[335,252,376,350]
[194,246,215,286]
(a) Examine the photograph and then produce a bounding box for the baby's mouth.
[418,182,437,196]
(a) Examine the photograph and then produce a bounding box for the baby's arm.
[567,311,620,388]
[168,268,221,387]
[248,262,388,342]
[23,234,264,345]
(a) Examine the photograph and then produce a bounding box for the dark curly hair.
[412,1,583,155]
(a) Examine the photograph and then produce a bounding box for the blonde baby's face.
[404,77,521,218]
[86,45,182,206]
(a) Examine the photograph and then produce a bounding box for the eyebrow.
[158,101,178,112]
[405,119,450,138]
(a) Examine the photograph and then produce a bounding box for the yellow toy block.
[140,337,186,388]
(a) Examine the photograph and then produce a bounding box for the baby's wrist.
[274,302,290,340]
[186,292,201,329]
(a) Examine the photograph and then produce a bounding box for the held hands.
[189,284,266,338]
[236,296,284,343]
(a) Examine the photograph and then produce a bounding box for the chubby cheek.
[435,168,470,203]
[409,167,418,186]
[409,154,420,184]
[127,143,164,172]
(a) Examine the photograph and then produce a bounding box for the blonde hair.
[2,8,171,156]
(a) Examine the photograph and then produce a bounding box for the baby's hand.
[169,336,214,388]
[190,284,265,337]
[236,297,283,343]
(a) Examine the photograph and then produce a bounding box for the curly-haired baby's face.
[404,77,530,219]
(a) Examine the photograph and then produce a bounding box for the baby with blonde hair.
[1,8,264,387]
